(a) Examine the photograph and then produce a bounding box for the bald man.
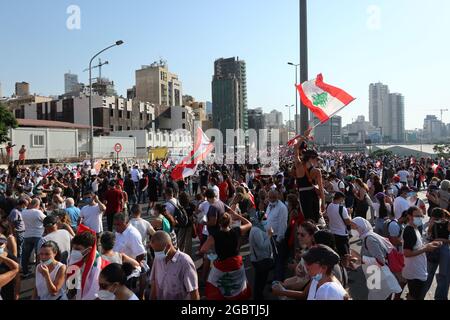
[150,231,199,300]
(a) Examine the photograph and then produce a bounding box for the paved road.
[18,191,448,300]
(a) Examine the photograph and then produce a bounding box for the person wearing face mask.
[422,208,450,300]
[97,263,139,300]
[393,186,412,220]
[149,231,199,300]
[265,190,289,282]
[351,217,402,300]
[272,244,349,300]
[402,206,442,300]
[32,241,67,300]
[249,211,273,300]
[66,227,109,300]
[407,187,426,216]
[426,184,440,216]
[272,221,318,299]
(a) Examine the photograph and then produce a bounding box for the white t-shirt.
[331,180,345,193]
[307,279,348,300]
[38,229,73,260]
[113,224,146,259]
[22,208,46,238]
[393,197,410,220]
[197,201,210,236]
[165,198,178,216]
[397,170,409,183]
[326,203,350,236]
[131,169,142,183]
[80,204,103,233]
[130,218,155,247]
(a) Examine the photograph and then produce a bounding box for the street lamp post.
[88,40,124,164]
[285,104,294,135]
[287,63,300,133]
[299,0,309,134]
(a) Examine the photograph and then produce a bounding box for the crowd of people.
[0,131,449,300]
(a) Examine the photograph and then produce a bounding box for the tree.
[0,102,18,143]
[370,149,393,158]
[433,144,450,158]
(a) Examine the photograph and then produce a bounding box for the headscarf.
[352,217,393,253]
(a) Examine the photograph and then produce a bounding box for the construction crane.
[83,58,109,83]
[427,108,449,122]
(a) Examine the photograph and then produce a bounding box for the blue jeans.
[423,245,450,300]
[15,232,24,264]
[21,237,41,274]
[374,218,385,235]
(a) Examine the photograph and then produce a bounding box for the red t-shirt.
[104,188,123,215]
[219,181,229,202]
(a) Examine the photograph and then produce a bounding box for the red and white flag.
[297,73,355,123]
[171,127,214,181]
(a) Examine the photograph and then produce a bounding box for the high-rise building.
[91,78,117,97]
[248,108,266,131]
[314,116,342,145]
[15,82,30,97]
[135,60,182,106]
[212,57,248,139]
[423,115,444,142]
[389,93,405,142]
[206,101,213,115]
[64,73,79,94]
[265,110,283,128]
[369,82,405,143]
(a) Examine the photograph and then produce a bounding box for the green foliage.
[0,102,18,143]
[433,144,450,158]
[370,149,393,158]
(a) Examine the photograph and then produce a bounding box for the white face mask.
[97,290,116,300]
[68,249,87,265]
[154,246,168,260]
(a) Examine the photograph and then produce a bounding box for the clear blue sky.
[1,0,449,129]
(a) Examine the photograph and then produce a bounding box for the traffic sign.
[114,143,123,153]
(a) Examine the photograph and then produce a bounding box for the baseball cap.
[393,176,400,183]
[43,215,57,228]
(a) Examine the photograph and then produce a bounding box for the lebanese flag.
[297,74,355,123]
[66,224,109,300]
[171,127,214,181]
[205,256,252,300]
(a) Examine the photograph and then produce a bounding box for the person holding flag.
[66,224,109,300]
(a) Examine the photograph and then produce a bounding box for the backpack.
[382,219,402,238]
[364,235,404,273]
[167,200,189,228]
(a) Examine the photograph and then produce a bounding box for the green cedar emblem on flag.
[312,92,328,108]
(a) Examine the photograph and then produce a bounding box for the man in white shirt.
[79,193,106,235]
[397,167,409,186]
[131,165,142,185]
[325,192,352,261]
[21,198,46,275]
[129,204,155,248]
[393,186,411,220]
[265,190,288,281]
[113,213,146,262]
[330,174,345,194]
[38,215,73,264]
[164,188,178,217]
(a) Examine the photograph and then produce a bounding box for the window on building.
[32,134,45,147]
[140,113,143,120]
[163,135,165,142]
[182,112,186,119]
[110,125,114,131]
[127,111,131,119]
[182,123,186,129]
[119,126,123,131]
[119,110,123,118]
[110,109,114,117]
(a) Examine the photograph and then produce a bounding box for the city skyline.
[1,0,450,130]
